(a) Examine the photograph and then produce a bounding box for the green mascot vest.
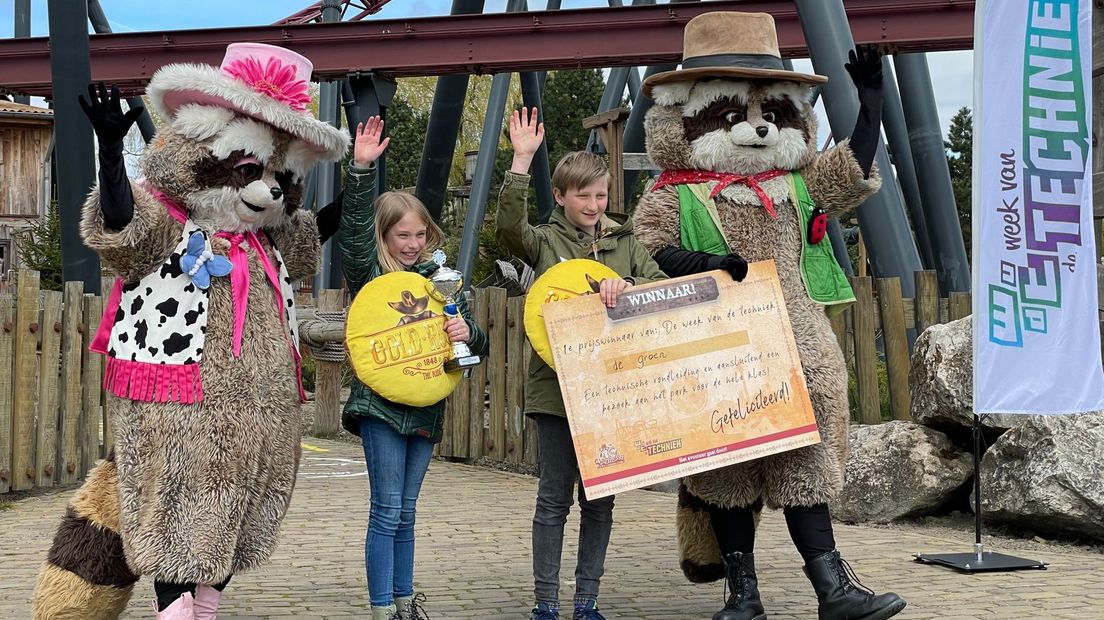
[676,173,855,314]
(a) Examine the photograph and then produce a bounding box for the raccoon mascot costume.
[632,13,906,620]
[32,43,348,619]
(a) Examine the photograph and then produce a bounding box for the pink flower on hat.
[222,55,310,112]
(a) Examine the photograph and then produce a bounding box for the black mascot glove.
[843,45,884,180]
[79,83,144,230]
[315,190,344,245]
[653,246,748,282]
[79,83,144,146]
[705,252,749,282]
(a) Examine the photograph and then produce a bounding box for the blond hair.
[374,191,445,274]
[551,151,610,194]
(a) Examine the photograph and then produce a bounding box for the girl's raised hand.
[353,116,390,167]
[509,107,545,158]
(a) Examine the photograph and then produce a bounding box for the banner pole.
[973,413,983,561]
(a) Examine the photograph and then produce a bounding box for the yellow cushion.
[346,271,461,407]
[524,259,620,370]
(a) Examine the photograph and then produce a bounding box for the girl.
[339,117,489,620]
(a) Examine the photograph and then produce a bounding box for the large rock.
[980,412,1104,541]
[831,421,972,524]
[909,317,1038,441]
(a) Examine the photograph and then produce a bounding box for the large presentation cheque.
[544,260,820,499]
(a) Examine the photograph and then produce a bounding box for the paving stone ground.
[2,438,1102,619]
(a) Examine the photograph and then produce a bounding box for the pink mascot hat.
[147,42,348,160]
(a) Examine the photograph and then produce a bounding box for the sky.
[0,0,973,136]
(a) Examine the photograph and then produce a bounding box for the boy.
[496,107,666,620]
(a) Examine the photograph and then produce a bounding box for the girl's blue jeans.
[359,416,435,607]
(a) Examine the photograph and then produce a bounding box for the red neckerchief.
[651,169,788,219]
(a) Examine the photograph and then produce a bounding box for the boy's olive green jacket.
[495,170,666,418]
[340,164,489,441]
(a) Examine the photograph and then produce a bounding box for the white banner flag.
[973,0,1104,414]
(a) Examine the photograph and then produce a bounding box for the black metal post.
[894,53,971,293]
[86,0,155,143]
[793,0,923,297]
[414,0,486,221]
[315,0,343,290]
[349,74,397,193]
[13,0,31,105]
[48,0,100,293]
[881,56,935,269]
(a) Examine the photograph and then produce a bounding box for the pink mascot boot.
[154,592,195,619]
[192,584,223,620]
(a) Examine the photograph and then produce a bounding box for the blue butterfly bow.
[179,231,233,289]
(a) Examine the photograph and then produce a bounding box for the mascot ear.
[171,104,236,141]
[650,81,693,107]
[284,138,322,179]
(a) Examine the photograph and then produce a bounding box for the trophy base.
[445,355,482,372]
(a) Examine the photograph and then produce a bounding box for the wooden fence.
[0,268,970,494]
[431,269,970,461]
[0,270,106,496]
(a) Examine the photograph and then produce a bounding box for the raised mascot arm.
[78,83,144,230]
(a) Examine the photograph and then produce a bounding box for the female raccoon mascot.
[32,43,348,619]
[632,12,906,620]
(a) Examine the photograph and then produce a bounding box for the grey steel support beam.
[48,0,100,292]
[13,0,30,104]
[587,66,631,153]
[415,0,486,221]
[86,0,155,143]
[880,57,935,269]
[784,58,852,276]
[793,0,923,296]
[458,72,512,282]
[626,67,641,105]
[532,0,562,92]
[458,0,526,280]
[316,0,343,290]
[894,53,971,293]
[587,0,648,153]
[622,0,697,201]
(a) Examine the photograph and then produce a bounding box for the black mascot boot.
[713,551,767,620]
[803,550,906,620]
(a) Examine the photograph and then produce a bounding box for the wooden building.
[0,100,53,283]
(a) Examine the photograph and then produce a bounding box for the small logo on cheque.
[635,438,684,456]
[594,444,625,469]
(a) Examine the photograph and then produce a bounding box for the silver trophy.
[427,250,482,372]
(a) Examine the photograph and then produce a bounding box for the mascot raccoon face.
[647,79,818,175]
[140,104,320,233]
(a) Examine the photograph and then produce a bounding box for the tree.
[13,202,63,291]
[382,93,429,191]
[541,68,606,170]
[945,106,972,258]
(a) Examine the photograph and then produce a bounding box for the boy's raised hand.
[509,107,545,174]
[353,116,390,167]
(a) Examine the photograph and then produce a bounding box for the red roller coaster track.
[0,0,974,99]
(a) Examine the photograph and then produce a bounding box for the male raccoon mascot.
[632,12,906,620]
[32,43,348,619]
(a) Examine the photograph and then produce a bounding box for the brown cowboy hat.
[642,12,827,98]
